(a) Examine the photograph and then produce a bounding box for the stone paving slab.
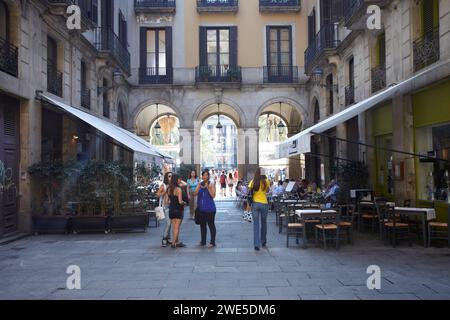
[0,201,450,300]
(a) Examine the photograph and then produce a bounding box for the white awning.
[38,93,174,161]
[276,58,450,159]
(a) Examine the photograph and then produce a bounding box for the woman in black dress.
[167,174,187,248]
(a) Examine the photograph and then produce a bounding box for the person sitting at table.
[296,179,309,199]
[324,179,340,205]
[272,180,285,196]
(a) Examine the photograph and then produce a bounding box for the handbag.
[155,184,166,221]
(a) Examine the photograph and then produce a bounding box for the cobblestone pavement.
[1,200,450,300]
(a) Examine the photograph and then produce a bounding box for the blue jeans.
[252,202,268,248]
[162,207,171,239]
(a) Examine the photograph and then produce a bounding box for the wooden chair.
[358,201,378,233]
[383,207,412,247]
[338,205,355,244]
[286,212,305,248]
[315,210,340,250]
[428,220,449,248]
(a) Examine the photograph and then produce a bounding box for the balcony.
[304,24,340,74]
[134,0,176,13]
[263,66,298,83]
[343,0,392,29]
[197,0,239,13]
[413,27,440,73]
[371,64,386,93]
[345,84,355,106]
[259,0,301,13]
[195,65,241,84]
[0,37,18,77]
[80,88,91,109]
[47,66,63,97]
[45,0,97,30]
[139,67,173,84]
[94,28,131,76]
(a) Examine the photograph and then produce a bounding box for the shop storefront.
[413,80,450,222]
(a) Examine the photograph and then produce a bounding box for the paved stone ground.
[1,200,450,300]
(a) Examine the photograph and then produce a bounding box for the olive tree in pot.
[28,161,80,234]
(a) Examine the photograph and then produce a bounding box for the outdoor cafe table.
[294,209,338,248]
[394,207,437,247]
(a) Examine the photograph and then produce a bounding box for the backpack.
[220,175,226,184]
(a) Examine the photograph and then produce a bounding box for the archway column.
[237,127,259,181]
[179,127,195,166]
[287,133,302,180]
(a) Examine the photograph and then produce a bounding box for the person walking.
[249,167,270,251]
[157,172,172,247]
[194,170,217,248]
[168,174,187,248]
[227,172,235,197]
[220,171,227,197]
[187,170,199,220]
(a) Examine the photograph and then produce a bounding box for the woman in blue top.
[187,170,199,220]
[194,170,217,247]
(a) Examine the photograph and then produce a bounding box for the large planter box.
[70,216,108,234]
[109,214,149,233]
[33,216,69,235]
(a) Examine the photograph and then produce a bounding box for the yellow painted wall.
[183,0,309,68]
[413,80,450,128]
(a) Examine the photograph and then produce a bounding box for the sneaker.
[161,239,168,247]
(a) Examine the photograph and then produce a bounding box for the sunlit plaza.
[0,0,450,301]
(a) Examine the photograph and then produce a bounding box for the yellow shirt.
[249,179,269,204]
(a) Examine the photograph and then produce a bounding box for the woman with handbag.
[156,172,172,247]
[168,174,187,248]
[249,168,270,251]
[194,170,217,248]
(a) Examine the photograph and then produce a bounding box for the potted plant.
[28,161,80,234]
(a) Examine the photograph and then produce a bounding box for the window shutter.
[320,0,331,26]
[166,27,173,76]
[91,0,98,25]
[423,0,435,35]
[140,27,147,69]
[229,26,238,67]
[199,26,207,67]
[266,26,271,66]
[308,14,315,45]
[331,0,343,23]
[378,33,386,66]
[288,26,293,67]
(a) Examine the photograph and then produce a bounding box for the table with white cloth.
[394,207,437,247]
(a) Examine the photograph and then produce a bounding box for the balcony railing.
[134,0,176,13]
[197,0,239,13]
[345,84,355,106]
[263,66,298,83]
[47,66,63,97]
[413,27,440,73]
[80,88,91,109]
[94,28,131,75]
[139,67,173,84]
[371,64,386,93]
[195,65,242,83]
[259,0,301,13]
[304,24,340,74]
[0,37,18,77]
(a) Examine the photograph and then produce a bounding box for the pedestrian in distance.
[157,172,172,247]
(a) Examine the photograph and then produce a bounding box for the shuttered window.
[308,9,316,45]
[422,0,439,35]
[200,26,237,68]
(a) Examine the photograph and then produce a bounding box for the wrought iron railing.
[195,65,242,83]
[259,0,301,12]
[134,0,176,12]
[94,27,131,75]
[47,66,63,97]
[304,24,340,73]
[80,88,91,109]
[197,0,239,12]
[345,84,355,106]
[0,37,18,77]
[371,64,386,93]
[263,65,298,83]
[343,0,364,25]
[139,67,173,84]
[413,27,440,72]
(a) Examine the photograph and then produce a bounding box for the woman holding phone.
[194,170,217,248]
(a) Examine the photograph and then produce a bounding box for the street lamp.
[154,103,161,137]
[310,66,338,92]
[97,70,122,96]
[216,103,223,130]
[277,102,285,137]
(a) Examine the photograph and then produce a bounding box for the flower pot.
[69,216,108,234]
[109,214,149,233]
[32,216,69,235]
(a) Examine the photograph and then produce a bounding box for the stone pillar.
[392,95,416,204]
[179,127,195,166]
[287,134,301,179]
[238,128,259,181]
